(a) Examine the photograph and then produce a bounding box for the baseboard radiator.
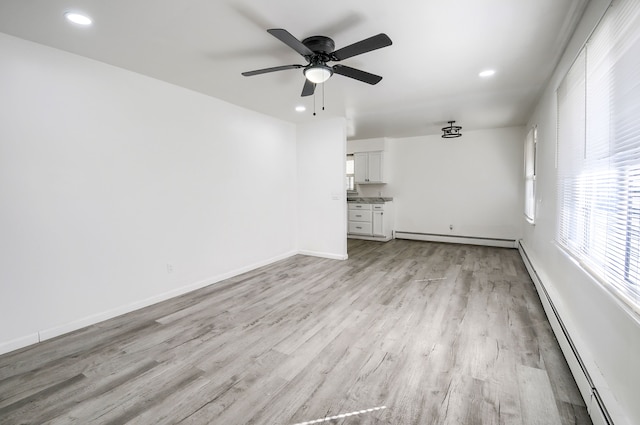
[394,231,517,249]
[518,241,613,425]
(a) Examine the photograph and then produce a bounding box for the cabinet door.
[367,152,383,183]
[354,153,368,183]
[372,211,384,236]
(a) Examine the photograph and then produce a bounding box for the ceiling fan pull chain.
[322,82,325,111]
[313,90,316,116]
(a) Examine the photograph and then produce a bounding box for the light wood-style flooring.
[0,239,591,424]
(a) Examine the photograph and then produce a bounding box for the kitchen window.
[346,154,355,191]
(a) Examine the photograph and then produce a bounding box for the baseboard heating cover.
[518,240,613,425]
[395,231,517,248]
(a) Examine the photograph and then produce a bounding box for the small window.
[346,155,355,191]
[524,126,537,223]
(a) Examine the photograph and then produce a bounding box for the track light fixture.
[442,121,462,138]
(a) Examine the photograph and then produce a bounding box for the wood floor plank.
[0,240,591,425]
[43,362,203,425]
[517,364,564,425]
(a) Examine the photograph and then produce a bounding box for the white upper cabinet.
[354,151,384,184]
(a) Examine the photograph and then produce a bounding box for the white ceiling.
[0,0,588,139]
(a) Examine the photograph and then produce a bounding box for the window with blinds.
[346,154,355,191]
[556,0,640,313]
[524,126,537,223]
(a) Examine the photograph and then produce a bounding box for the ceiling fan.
[242,29,392,97]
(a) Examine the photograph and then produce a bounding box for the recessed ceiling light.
[295,105,306,112]
[64,12,92,26]
[479,69,496,78]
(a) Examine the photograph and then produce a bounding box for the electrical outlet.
[166,263,174,274]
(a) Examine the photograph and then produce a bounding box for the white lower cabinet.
[348,201,393,241]
[347,203,372,235]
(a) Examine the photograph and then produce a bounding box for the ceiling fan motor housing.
[302,36,336,57]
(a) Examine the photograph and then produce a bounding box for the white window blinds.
[557,0,640,312]
[346,155,355,191]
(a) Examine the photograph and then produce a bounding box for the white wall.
[0,33,299,354]
[522,0,640,423]
[297,118,348,260]
[386,127,524,241]
[347,138,386,154]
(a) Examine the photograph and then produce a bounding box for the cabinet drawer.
[349,221,373,235]
[348,203,372,211]
[348,210,372,222]
[372,204,385,211]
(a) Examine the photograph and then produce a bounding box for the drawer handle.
[356,215,362,217]
[356,226,362,229]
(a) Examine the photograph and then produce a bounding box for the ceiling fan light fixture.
[442,121,462,138]
[304,64,333,84]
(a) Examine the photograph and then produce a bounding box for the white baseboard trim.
[395,231,518,248]
[0,249,298,356]
[518,240,614,425]
[298,250,348,260]
[347,234,392,242]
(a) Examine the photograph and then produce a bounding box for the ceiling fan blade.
[301,79,316,97]
[333,65,382,85]
[267,29,314,57]
[332,33,392,61]
[242,64,304,76]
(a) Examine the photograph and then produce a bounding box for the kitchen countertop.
[347,197,393,204]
